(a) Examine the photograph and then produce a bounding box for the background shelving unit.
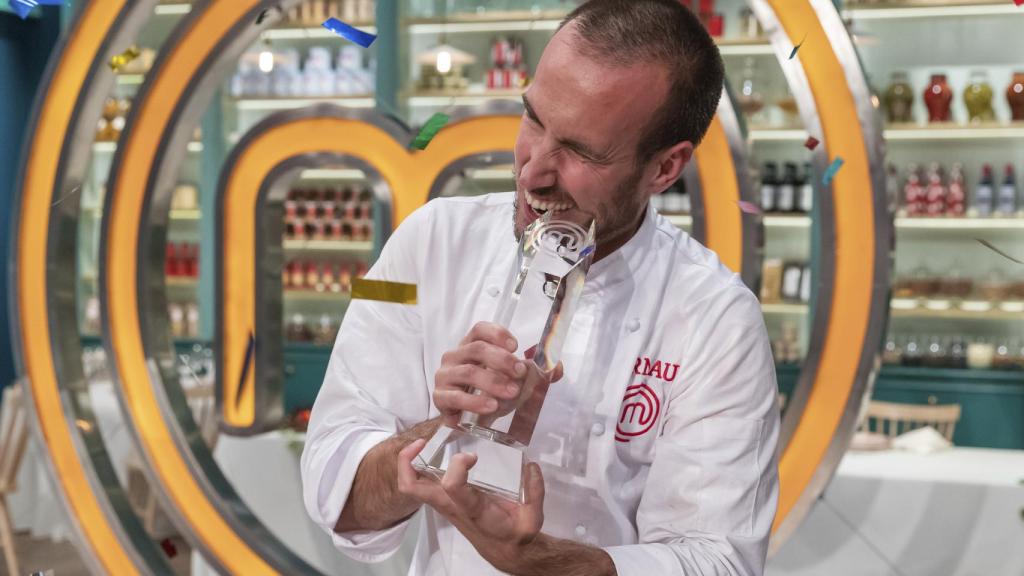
[69,0,1023,447]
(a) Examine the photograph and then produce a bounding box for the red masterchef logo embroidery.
[615,383,661,443]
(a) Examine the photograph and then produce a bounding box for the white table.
[190,431,417,576]
[768,448,1024,576]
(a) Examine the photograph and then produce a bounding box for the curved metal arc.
[748,0,833,458]
[688,85,762,290]
[216,148,395,437]
[9,0,177,572]
[718,83,763,290]
[776,0,892,549]
[750,0,889,553]
[99,0,315,573]
[427,151,517,200]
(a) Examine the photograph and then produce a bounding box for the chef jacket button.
[575,524,587,537]
[487,285,500,297]
[590,422,605,436]
[626,318,640,332]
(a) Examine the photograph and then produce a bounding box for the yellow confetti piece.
[352,278,418,304]
[108,45,141,72]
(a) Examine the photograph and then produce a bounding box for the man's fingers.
[441,453,484,519]
[437,362,521,400]
[396,438,457,515]
[550,361,564,383]
[518,462,545,537]
[445,341,527,382]
[433,388,499,417]
[396,438,429,495]
[460,321,518,352]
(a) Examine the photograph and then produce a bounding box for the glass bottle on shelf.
[924,335,947,368]
[883,71,914,124]
[737,58,765,123]
[903,163,925,217]
[776,162,798,213]
[949,337,967,369]
[923,73,953,123]
[993,340,1014,370]
[972,164,994,217]
[738,7,762,39]
[313,314,336,345]
[1007,71,1024,121]
[946,163,967,217]
[924,162,947,217]
[963,70,995,124]
[882,334,902,365]
[798,162,814,214]
[903,334,922,367]
[759,162,778,213]
[286,313,310,342]
[996,164,1017,216]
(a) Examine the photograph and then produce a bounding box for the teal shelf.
[777,362,1024,449]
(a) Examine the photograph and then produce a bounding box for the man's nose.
[518,145,557,192]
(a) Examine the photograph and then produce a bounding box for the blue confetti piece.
[822,157,844,186]
[9,0,62,19]
[322,17,376,48]
[8,0,35,19]
[789,33,808,60]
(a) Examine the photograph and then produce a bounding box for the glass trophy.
[414,209,596,502]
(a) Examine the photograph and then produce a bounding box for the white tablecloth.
[190,431,417,576]
[768,448,1024,576]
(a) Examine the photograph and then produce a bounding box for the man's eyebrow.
[522,94,543,128]
[559,137,610,162]
[523,94,610,162]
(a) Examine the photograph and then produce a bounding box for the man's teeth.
[525,190,572,213]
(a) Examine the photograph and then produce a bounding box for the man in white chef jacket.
[301,0,780,574]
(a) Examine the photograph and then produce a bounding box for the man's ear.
[646,140,694,195]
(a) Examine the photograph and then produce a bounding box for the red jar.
[923,74,953,123]
[1008,72,1024,121]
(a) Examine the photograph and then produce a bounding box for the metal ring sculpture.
[9,0,887,571]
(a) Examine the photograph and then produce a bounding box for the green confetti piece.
[411,113,450,150]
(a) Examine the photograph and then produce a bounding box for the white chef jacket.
[301,192,780,576]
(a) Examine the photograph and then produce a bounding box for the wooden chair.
[0,382,31,576]
[860,400,962,442]
[126,383,219,538]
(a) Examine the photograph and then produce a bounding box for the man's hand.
[434,322,531,427]
[398,438,544,571]
[397,439,616,576]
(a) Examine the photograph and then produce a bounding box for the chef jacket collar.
[582,202,657,294]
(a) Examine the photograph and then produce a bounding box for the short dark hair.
[560,0,725,163]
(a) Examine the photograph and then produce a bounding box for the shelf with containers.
[225,0,379,139]
[77,4,201,339]
[277,165,385,350]
[78,0,387,357]
[846,0,1024,374]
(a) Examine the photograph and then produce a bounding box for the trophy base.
[413,424,526,503]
